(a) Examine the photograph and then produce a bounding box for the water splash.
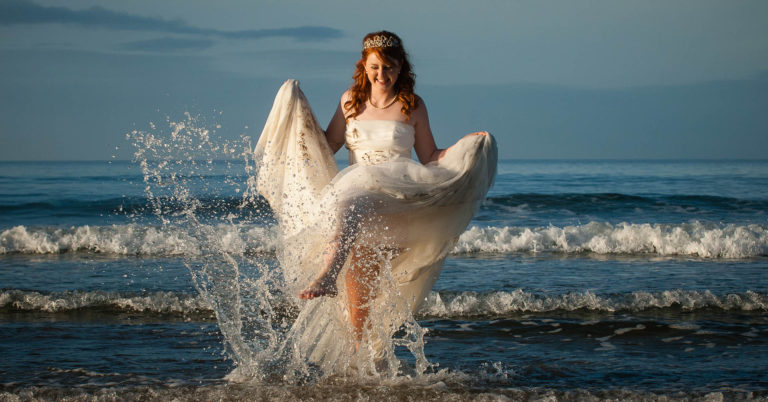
[127,111,434,383]
[129,112,283,380]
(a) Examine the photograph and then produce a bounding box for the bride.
[255,31,496,373]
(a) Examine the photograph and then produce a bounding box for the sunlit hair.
[344,31,417,121]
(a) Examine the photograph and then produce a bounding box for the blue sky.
[1,0,767,160]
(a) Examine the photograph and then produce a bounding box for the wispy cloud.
[119,37,216,52]
[0,0,343,41]
[216,26,344,41]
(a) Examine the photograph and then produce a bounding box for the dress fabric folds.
[254,80,497,372]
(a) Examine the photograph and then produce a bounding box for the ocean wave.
[2,221,767,258]
[418,289,768,318]
[456,221,768,258]
[3,288,765,317]
[0,289,210,315]
[0,224,277,256]
[0,195,272,218]
[485,193,768,213]
[4,192,763,218]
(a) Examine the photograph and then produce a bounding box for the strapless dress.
[254,79,497,372]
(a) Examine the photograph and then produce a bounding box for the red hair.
[344,31,417,121]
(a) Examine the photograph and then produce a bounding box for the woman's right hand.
[464,131,489,138]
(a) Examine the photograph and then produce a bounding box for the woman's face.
[365,52,400,92]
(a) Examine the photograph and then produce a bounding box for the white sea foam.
[0,384,741,402]
[2,221,767,258]
[455,221,768,258]
[0,224,278,256]
[614,324,646,335]
[3,288,765,316]
[0,289,210,314]
[417,289,768,317]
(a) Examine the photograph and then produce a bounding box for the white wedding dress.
[254,80,496,374]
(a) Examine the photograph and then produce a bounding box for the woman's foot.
[298,275,338,299]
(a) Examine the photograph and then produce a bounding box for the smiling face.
[365,52,401,92]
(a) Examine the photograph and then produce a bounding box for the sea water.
[1,133,767,399]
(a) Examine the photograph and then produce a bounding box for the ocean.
[1,156,767,400]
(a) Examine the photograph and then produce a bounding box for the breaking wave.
[455,221,768,258]
[3,288,765,317]
[418,289,768,318]
[3,221,767,258]
[0,289,210,316]
[0,224,277,256]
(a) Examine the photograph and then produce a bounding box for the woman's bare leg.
[298,200,369,300]
[345,246,381,339]
[298,240,347,299]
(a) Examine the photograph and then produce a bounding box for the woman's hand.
[430,132,490,162]
[464,131,489,138]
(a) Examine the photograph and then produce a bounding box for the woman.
[255,31,496,372]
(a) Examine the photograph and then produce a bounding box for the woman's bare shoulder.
[339,89,354,119]
[340,89,353,103]
[412,94,429,121]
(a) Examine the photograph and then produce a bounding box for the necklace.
[368,95,398,110]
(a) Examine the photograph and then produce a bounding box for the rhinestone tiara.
[363,34,400,50]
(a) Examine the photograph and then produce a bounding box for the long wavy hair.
[344,31,417,121]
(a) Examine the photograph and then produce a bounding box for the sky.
[0,0,767,160]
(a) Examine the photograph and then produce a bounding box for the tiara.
[363,35,400,49]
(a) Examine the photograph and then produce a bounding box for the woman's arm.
[412,97,445,164]
[413,97,490,163]
[324,93,349,154]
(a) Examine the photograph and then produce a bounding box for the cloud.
[217,26,344,41]
[0,0,343,41]
[120,37,216,52]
